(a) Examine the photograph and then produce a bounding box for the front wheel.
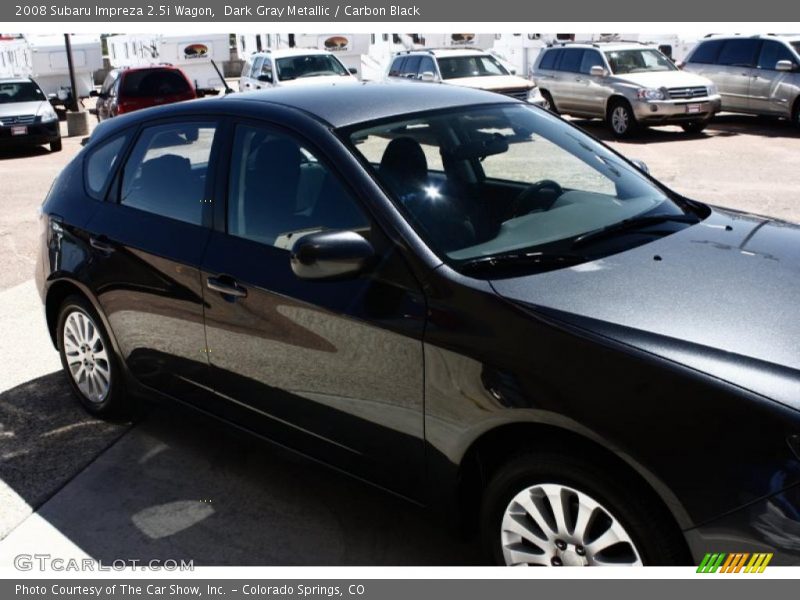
[50,137,62,152]
[57,295,131,419]
[607,100,638,138]
[480,452,687,566]
[540,91,559,115]
[681,120,709,134]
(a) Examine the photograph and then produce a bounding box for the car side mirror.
[348,67,358,75]
[420,71,437,82]
[258,74,272,83]
[510,68,517,75]
[775,60,795,72]
[290,230,375,280]
[631,159,650,174]
[590,65,607,77]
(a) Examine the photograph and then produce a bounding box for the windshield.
[347,104,698,271]
[605,49,676,74]
[437,55,509,79]
[276,55,348,80]
[0,81,46,103]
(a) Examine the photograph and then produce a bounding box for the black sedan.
[36,83,800,566]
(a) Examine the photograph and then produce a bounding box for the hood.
[612,70,712,89]
[277,75,360,88]
[447,75,534,91]
[490,208,800,408]
[0,100,45,119]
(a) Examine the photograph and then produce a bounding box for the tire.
[607,99,638,139]
[56,295,131,420]
[681,120,708,134]
[480,451,687,566]
[50,138,62,152]
[793,98,800,128]
[540,91,559,115]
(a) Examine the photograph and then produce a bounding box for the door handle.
[89,236,115,254]
[207,276,247,298]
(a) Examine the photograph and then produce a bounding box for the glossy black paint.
[36,84,800,563]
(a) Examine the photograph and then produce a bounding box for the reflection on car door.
[199,121,427,499]
[84,118,221,404]
[750,40,798,115]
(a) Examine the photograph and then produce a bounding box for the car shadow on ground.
[0,146,53,161]
[0,372,483,565]
[571,113,799,144]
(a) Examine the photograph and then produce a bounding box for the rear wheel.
[57,295,131,419]
[480,451,687,566]
[540,91,559,115]
[793,98,800,128]
[607,99,638,138]
[681,120,709,134]
[50,138,62,152]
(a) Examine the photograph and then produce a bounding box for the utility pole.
[64,33,79,112]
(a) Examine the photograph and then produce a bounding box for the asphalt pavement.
[0,109,799,566]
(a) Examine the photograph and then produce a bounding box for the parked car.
[682,34,800,125]
[238,48,359,92]
[37,84,800,566]
[532,42,721,137]
[0,77,61,152]
[386,48,536,102]
[91,65,196,121]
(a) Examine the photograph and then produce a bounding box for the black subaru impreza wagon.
[36,83,800,566]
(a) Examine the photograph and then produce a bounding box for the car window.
[688,39,724,64]
[605,49,676,74]
[419,56,436,77]
[402,56,422,77]
[0,80,45,103]
[437,55,509,79]
[792,42,800,56]
[389,56,406,77]
[717,39,760,67]
[85,135,128,200]
[538,49,558,70]
[250,56,264,78]
[259,58,273,82]
[579,50,604,74]
[757,41,797,69]
[120,69,191,97]
[100,72,118,95]
[558,49,583,73]
[227,124,369,249]
[275,54,348,81]
[120,122,216,226]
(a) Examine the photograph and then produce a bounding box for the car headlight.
[527,87,543,103]
[36,102,59,122]
[707,83,718,96]
[635,88,666,101]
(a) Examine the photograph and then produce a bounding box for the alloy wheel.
[500,483,643,566]
[62,309,112,404]
[611,106,630,135]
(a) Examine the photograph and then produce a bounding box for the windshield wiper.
[571,213,699,249]
[459,251,589,275]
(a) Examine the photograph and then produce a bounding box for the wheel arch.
[605,94,631,118]
[454,420,694,558]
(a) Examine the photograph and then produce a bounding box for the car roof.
[400,48,489,58]
[0,77,34,84]
[113,64,186,75]
[249,48,337,58]
[224,81,519,127]
[544,42,655,52]
[700,34,800,43]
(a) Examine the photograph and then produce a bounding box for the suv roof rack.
[395,47,485,55]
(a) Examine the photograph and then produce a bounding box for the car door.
[751,40,799,115]
[199,120,427,498]
[714,38,761,112]
[83,117,221,404]
[551,48,584,112]
[575,49,607,116]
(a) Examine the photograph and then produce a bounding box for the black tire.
[607,99,638,139]
[540,91,559,115]
[56,295,132,420]
[792,98,800,128]
[50,138,62,152]
[480,451,688,566]
[681,120,708,134]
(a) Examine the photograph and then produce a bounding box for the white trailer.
[24,34,102,102]
[107,33,230,93]
[0,36,32,78]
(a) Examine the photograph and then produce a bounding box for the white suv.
[386,48,536,102]
[239,48,359,92]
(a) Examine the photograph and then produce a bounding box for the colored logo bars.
[697,552,773,573]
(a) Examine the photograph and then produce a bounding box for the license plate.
[686,103,703,114]
[10,125,27,136]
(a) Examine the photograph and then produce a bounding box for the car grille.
[495,88,530,101]
[667,86,708,99]
[0,114,37,127]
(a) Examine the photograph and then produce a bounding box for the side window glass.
[757,41,796,70]
[403,56,422,77]
[689,40,723,64]
[559,49,584,73]
[538,50,557,70]
[419,56,435,77]
[260,59,273,82]
[120,122,216,226]
[389,57,405,77]
[250,56,264,78]
[579,50,604,74]
[85,134,128,200]
[717,39,760,67]
[227,124,369,249]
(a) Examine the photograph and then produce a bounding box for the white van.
[239,48,358,92]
